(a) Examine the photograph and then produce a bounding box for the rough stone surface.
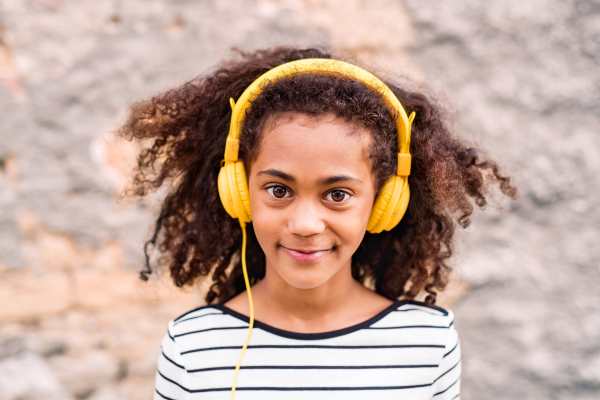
[0,352,74,400]
[403,1,600,399]
[0,1,598,399]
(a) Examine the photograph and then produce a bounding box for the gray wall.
[404,1,600,398]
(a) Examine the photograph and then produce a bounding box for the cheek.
[248,190,280,251]
[336,207,371,250]
[252,211,275,242]
[341,194,375,252]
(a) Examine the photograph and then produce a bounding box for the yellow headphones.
[217,58,415,398]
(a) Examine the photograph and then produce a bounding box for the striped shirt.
[154,299,461,400]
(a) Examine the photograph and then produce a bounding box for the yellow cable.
[231,221,254,399]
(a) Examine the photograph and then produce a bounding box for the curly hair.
[116,46,516,305]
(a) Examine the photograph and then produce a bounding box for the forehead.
[251,113,373,179]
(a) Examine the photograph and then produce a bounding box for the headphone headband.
[224,58,414,176]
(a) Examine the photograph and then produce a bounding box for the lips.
[280,245,331,263]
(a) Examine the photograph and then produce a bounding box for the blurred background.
[1,0,599,399]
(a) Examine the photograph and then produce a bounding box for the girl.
[117,47,516,400]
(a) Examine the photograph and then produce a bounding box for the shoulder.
[390,300,460,363]
[370,299,457,348]
[384,300,460,376]
[173,303,223,323]
[376,299,458,350]
[166,303,233,337]
[390,299,455,326]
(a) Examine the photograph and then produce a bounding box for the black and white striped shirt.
[154,299,461,400]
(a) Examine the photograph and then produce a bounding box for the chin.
[276,263,336,290]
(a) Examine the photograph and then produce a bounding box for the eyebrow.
[257,169,295,182]
[317,175,363,185]
[257,169,362,185]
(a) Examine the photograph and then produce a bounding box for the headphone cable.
[231,220,254,399]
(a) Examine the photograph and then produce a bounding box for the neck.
[249,260,370,331]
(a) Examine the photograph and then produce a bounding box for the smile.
[280,245,331,263]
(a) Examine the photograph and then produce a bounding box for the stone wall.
[402,1,600,398]
[0,1,598,399]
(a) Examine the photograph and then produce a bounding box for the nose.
[287,199,326,237]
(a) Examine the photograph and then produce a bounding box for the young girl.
[117,47,516,400]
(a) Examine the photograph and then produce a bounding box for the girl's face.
[248,113,376,290]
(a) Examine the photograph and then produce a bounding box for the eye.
[267,185,291,199]
[325,190,350,203]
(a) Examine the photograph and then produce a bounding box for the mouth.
[280,245,331,263]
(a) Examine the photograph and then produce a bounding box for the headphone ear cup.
[367,177,396,233]
[224,160,252,224]
[218,165,238,219]
[382,179,410,231]
[233,161,252,223]
[367,175,409,234]
[219,161,252,223]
